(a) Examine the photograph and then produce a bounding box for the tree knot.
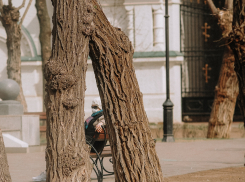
[59,147,85,176]
[45,59,78,90]
[62,97,79,109]
[50,74,77,90]
[81,1,95,35]
[2,5,20,25]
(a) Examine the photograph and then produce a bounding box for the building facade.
[0,0,183,123]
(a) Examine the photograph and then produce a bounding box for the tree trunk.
[0,128,12,182]
[89,0,164,181]
[230,0,245,127]
[44,0,93,181]
[207,6,239,138]
[35,0,51,112]
[0,5,27,112]
[207,46,239,138]
[35,0,51,67]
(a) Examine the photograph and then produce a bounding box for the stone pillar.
[0,79,23,115]
[125,6,135,47]
[169,0,181,52]
[0,79,40,146]
[152,5,164,51]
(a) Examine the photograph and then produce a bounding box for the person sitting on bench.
[85,97,106,153]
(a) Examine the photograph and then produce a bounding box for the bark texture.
[35,0,52,111]
[207,46,238,138]
[89,0,164,181]
[0,128,12,182]
[207,8,239,138]
[0,4,27,111]
[230,0,245,127]
[44,0,94,181]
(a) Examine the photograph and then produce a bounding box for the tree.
[89,0,164,181]
[45,0,164,181]
[0,0,32,112]
[35,0,51,111]
[0,128,12,182]
[44,0,93,181]
[230,0,245,127]
[207,0,239,138]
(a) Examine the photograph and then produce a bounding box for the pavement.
[6,138,245,182]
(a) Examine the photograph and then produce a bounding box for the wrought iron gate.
[180,0,241,121]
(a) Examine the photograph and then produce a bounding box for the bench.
[87,126,114,182]
[90,146,112,158]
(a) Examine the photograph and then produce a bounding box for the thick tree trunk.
[207,46,239,138]
[35,0,51,111]
[89,0,164,181]
[0,5,27,112]
[0,128,12,182]
[230,0,245,127]
[44,0,93,181]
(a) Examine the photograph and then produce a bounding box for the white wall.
[0,0,183,122]
[85,56,183,123]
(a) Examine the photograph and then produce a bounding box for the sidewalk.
[6,138,245,182]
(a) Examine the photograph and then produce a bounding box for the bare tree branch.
[19,0,32,26]
[207,0,219,17]
[225,0,228,8]
[8,0,12,7]
[227,0,233,10]
[15,0,26,12]
[0,0,3,15]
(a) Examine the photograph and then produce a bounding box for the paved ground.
[164,166,245,182]
[6,138,245,182]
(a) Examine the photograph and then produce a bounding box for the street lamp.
[162,0,174,142]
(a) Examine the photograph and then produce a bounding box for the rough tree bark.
[44,0,93,181]
[35,0,51,111]
[0,128,12,182]
[0,0,32,112]
[207,46,239,138]
[89,0,164,181]
[230,0,245,127]
[207,0,239,138]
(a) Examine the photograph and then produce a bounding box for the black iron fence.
[180,0,242,120]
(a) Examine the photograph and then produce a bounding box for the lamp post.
[162,0,174,142]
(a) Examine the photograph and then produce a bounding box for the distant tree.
[0,128,11,182]
[35,0,51,111]
[0,0,33,112]
[89,0,164,180]
[230,0,245,127]
[207,0,239,138]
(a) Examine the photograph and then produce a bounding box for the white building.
[0,0,183,123]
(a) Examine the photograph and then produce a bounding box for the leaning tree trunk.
[206,3,239,138]
[0,128,12,182]
[89,0,164,181]
[44,0,93,181]
[0,5,27,111]
[207,46,239,138]
[230,0,245,127]
[35,0,52,111]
